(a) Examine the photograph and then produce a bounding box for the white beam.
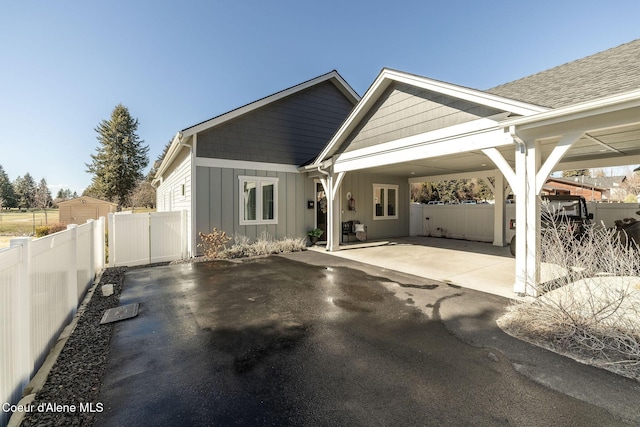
[535,132,582,194]
[335,128,507,173]
[408,169,498,184]
[481,146,517,191]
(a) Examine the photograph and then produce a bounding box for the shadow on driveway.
[95,252,634,426]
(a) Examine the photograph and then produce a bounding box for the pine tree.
[562,169,589,177]
[86,104,149,207]
[14,173,37,209]
[0,164,17,209]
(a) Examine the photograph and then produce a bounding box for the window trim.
[372,183,399,220]
[239,176,279,225]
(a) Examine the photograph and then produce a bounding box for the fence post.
[108,213,115,267]
[96,216,105,271]
[182,209,188,260]
[66,224,78,317]
[86,219,95,282]
[9,237,33,390]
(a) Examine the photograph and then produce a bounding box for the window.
[373,184,398,220]
[239,176,278,225]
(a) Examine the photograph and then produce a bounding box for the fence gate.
[109,211,186,267]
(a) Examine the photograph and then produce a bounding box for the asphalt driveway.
[94,251,638,426]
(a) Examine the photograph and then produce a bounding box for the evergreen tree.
[0,164,17,209]
[14,173,37,209]
[562,169,589,177]
[86,104,149,207]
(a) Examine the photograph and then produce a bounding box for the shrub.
[35,223,67,237]
[197,228,231,258]
[219,231,306,259]
[499,215,640,379]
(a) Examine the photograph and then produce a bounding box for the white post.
[182,209,188,260]
[108,213,115,267]
[66,224,79,316]
[86,219,95,282]
[492,172,506,246]
[525,140,541,296]
[514,138,528,295]
[10,237,33,388]
[96,216,106,271]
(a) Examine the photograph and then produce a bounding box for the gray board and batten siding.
[196,80,356,165]
[339,81,504,154]
[339,172,409,240]
[196,167,314,245]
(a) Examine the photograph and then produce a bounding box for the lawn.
[0,209,60,249]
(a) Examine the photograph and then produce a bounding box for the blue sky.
[1,1,639,194]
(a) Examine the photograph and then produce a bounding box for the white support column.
[525,140,541,296]
[327,172,344,252]
[318,176,330,251]
[492,172,505,246]
[513,135,528,295]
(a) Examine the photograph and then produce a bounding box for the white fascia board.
[313,71,393,165]
[501,89,640,130]
[383,69,548,116]
[312,68,545,166]
[153,132,188,182]
[334,128,507,173]
[183,71,358,138]
[195,157,300,173]
[337,117,506,163]
[408,169,500,184]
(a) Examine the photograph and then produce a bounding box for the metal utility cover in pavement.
[100,303,139,324]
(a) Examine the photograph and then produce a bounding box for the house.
[156,40,640,296]
[152,71,359,256]
[58,196,117,226]
[542,177,610,201]
[303,39,640,296]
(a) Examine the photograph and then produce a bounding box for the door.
[316,182,327,240]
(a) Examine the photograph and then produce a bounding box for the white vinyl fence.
[0,218,105,427]
[108,211,187,267]
[410,203,640,242]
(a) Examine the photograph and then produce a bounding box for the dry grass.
[0,209,61,248]
[219,231,307,259]
[498,213,640,381]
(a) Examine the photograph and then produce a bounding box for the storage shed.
[58,196,117,225]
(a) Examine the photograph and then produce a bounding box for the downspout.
[509,125,526,154]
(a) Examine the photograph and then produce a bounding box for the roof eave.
[312,68,547,165]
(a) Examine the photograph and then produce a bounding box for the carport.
[304,48,640,297]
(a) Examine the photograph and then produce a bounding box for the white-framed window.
[239,176,279,225]
[373,184,398,220]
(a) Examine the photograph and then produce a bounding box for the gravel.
[19,267,126,427]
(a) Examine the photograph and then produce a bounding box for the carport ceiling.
[356,121,640,179]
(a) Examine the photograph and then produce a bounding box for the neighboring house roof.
[487,39,640,108]
[57,196,117,206]
[543,177,608,192]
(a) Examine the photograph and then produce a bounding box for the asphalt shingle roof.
[486,39,640,108]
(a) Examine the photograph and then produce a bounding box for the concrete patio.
[311,236,516,298]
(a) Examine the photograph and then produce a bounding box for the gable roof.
[181,70,359,138]
[57,196,117,206]
[154,71,359,181]
[311,68,546,165]
[487,39,640,108]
